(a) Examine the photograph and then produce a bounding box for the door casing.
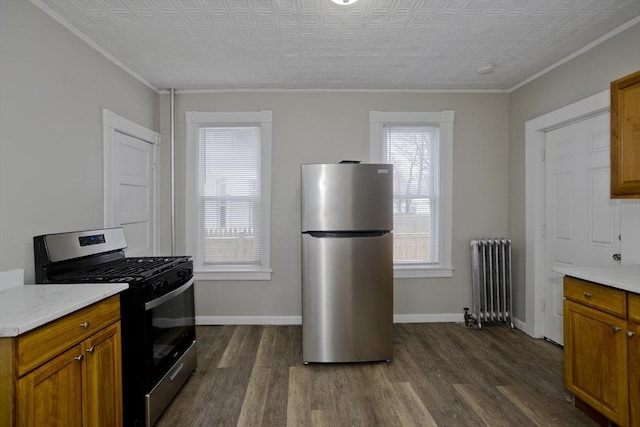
[102,109,159,256]
[524,90,609,338]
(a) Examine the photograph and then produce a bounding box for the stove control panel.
[177,268,192,280]
[150,279,170,296]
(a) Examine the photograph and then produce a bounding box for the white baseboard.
[196,313,465,326]
[197,315,302,325]
[393,313,464,323]
[512,317,526,333]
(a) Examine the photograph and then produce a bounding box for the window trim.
[185,111,272,281]
[370,111,454,278]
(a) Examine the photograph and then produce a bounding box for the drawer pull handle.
[583,292,592,298]
[75,354,84,362]
[80,322,90,329]
[627,331,636,338]
[86,346,95,353]
[612,326,621,333]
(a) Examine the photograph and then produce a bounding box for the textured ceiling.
[32,0,640,91]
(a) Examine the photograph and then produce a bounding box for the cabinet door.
[302,233,393,362]
[564,300,629,425]
[611,70,640,198]
[82,321,123,427]
[629,320,640,427]
[17,345,83,427]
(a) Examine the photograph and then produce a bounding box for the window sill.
[194,269,272,281]
[394,266,454,279]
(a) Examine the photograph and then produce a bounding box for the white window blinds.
[383,124,439,264]
[199,127,261,266]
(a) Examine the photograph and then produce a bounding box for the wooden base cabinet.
[564,299,629,424]
[81,322,123,427]
[0,295,123,427]
[17,344,84,426]
[564,277,639,427]
[629,294,640,427]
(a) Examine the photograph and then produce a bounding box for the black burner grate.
[51,256,191,283]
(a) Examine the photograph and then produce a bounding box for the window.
[186,111,272,280]
[370,111,454,278]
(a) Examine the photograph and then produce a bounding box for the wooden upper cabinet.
[611,69,640,198]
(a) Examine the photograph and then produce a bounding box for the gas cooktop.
[49,256,192,283]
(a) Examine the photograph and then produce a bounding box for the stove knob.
[177,269,191,279]
[151,280,164,294]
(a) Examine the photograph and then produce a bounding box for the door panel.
[103,110,158,258]
[564,300,628,425]
[302,233,393,363]
[17,345,83,427]
[301,164,393,232]
[629,319,640,427]
[544,113,621,345]
[114,131,154,257]
[83,322,123,427]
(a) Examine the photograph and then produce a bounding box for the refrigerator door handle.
[306,231,389,238]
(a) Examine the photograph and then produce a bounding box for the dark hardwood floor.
[156,323,596,426]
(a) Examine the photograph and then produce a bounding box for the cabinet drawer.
[16,295,120,376]
[564,277,627,317]
[629,293,640,323]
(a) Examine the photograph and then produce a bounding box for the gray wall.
[161,92,509,319]
[3,0,636,324]
[507,22,640,321]
[0,0,159,280]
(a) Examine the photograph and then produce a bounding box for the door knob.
[612,253,621,261]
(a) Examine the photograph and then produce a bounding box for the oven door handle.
[145,277,195,310]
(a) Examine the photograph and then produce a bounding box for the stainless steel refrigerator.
[301,162,393,363]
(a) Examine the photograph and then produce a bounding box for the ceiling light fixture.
[331,0,359,5]
[476,64,496,75]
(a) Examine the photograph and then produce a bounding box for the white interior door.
[103,110,158,257]
[543,112,621,345]
[113,132,155,256]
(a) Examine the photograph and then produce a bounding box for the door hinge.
[152,161,158,169]
[541,149,545,161]
[541,299,546,312]
[541,224,546,237]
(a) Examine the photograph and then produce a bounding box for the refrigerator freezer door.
[301,163,393,232]
[302,232,393,363]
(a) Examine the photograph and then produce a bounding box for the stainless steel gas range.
[34,227,196,427]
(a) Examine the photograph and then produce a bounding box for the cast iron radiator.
[469,238,514,329]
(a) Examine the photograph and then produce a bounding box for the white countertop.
[0,283,128,337]
[553,265,640,294]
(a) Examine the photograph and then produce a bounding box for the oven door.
[144,277,196,386]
